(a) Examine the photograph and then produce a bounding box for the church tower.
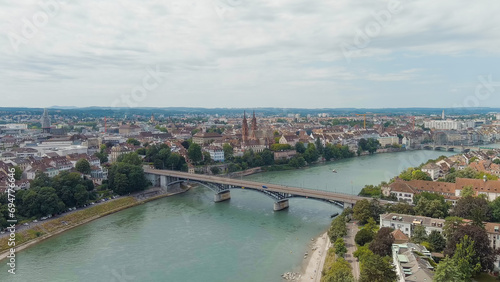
[250,110,257,140]
[242,111,249,144]
[41,108,51,133]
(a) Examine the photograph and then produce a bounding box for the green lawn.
[474,273,500,282]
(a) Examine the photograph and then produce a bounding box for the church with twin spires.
[241,111,270,152]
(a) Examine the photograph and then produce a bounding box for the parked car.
[262,185,268,189]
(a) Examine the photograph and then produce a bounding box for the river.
[1,150,455,281]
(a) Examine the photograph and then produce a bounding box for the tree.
[444,224,496,272]
[490,197,500,222]
[428,230,446,252]
[355,228,374,246]
[210,166,220,175]
[334,238,347,258]
[443,216,463,240]
[353,199,372,224]
[493,159,500,165]
[453,235,482,280]
[411,225,428,244]
[303,143,319,163]
[37,187,66,216]
[322,257,354,282]
[108,163,148,195]
[359,253,397,282]
[369,227,394,257]
[188,143,203,164]
[414,197,448,219]
[270,143,292,151]
[117,152,143,166]
[460,185,475,198]
[202,151,212,164]
[75,158,91,174]
[315,137,324,155]
[433,256,461,282]
[411,170,432,181]
[295,142,306,154]
[353,245,373,262]
[12,166,22,180]
[328,215,347,242]
[31,171,51,188]
[452,196,491,223]
[126,138,140,146]
[386,202,414,215]
[223,143,234,160]
[260,149,274,166]
[364,217,378,233]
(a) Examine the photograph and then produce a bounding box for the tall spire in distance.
[442,110,445,120]
[250,110,257,140]
[41,108,51,133]
[242,111,249,144]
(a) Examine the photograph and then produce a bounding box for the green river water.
[1,150,456,282]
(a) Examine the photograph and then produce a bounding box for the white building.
[206,146,224,162]
[380,213,445,238]
[424,120,462,130]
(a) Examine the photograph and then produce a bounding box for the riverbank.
[282,232,330,282]
[0,186,191,262]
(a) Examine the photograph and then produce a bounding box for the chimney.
[483,175,487,182]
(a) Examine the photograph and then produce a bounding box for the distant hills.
[0,107,499,118]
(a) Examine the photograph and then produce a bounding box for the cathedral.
[41,108,51,133]
[241,111,269,152]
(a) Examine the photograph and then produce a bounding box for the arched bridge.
[144,168,382,211]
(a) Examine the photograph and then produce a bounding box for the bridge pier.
[214,191,231,202]
[274,199,289,211]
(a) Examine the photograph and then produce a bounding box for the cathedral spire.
[250,110,257,140]
[242,111,249,144]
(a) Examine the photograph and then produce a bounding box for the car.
[41,217,47,220]
[262,185,268,189]
[33,220,38,223]
[23,223,29,226]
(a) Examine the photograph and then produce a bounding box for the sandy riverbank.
[0,186,190,262]
[297,232,330,282]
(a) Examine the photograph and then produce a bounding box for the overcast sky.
[1,0,499,109]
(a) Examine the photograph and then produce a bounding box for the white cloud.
[1,0,499,108]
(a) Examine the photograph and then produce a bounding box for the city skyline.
[2,1,500,108]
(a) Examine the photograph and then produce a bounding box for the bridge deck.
[144,168,381,204]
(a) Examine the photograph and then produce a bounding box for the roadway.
[144,168,387,205]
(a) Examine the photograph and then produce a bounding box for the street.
[345,221,360,280]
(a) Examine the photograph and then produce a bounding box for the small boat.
[332,169,337,173]
[330,212,339,218]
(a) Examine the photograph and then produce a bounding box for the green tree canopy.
[126,138,140,146]
[188,143,203,164]
[355,228,375,246]
[328,215,347,242]
[223,143,233,160]
[369,227,394,257]
[334,238,347,258]
[117,152,143,166]
[428,230,446,252]
[321,257,354,282]
[75,158,91,174]
[359,253,397,282]
[411,225,428,244]
[444,224,495,272]
[295,142,306,154]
